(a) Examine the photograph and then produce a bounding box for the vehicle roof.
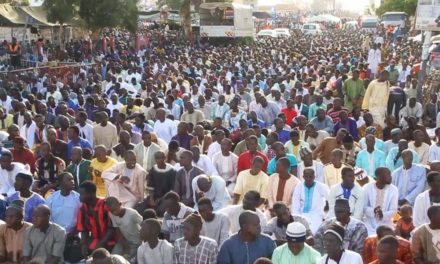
[382,12,407,15]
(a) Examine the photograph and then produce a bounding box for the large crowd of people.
[0,20,437,264]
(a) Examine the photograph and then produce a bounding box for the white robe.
[291,182,329,234]
[362,182,398,235]
[413,190,433,228]
[367,49,381,75]
[19,122,36,149]
[297,161,324,183]
[327,183,364,220]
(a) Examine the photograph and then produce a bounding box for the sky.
[258,0,372,13]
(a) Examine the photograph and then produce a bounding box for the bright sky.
[258,0,371,14]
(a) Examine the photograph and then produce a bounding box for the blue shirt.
[359,137,385,151]
[355,149,386,178]
[310,116,334,134]
[218,233,276,264]
[385,147,420,172]
[267,154,298,175]
[247,119,266,129]
[277,130,291,144]
[47,190,81,233]
[303,182,316,213]
[392,164,427,205]
[8,192,46,222]
[67,138,92,160]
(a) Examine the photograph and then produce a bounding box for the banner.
[416,0,440,31]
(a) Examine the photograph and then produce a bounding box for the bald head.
[196,175,213,193]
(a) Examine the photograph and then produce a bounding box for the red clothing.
[76,198,115,250]
[281,107,298,126]
[10,148,36,174]
[369,261,404,264]
[237,150,269,174]
[363,235,412,264]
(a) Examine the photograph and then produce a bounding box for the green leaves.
[43,0,76,25]
[43,0,138,33]
[375,0,417,17]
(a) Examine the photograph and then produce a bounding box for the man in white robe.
[362,70,390,128]
[212,138,238,195]
[367,43,381,76]
[413,171,440,227]
[391,150,427,206]
[102,150,146,208]
[363,167,398,235]
[327,167,364,220]
[191,175,230,211]
[291,168,329,234]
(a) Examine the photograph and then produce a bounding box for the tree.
[78,0,138,34]
[375,0,417,17]
[43,0,77,47]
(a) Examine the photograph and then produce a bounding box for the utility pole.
[417,31,432,102]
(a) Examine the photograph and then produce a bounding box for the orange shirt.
[363,236,413,264]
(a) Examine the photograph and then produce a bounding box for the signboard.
[200,26,235,37]
[416,0,440,31]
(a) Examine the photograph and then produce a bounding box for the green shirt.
[271,243,321,264]
[66,159,91,189]
[343,78,365,111]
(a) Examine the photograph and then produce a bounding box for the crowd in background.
[0,17,437,264]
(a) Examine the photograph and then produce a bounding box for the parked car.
[302,23,322,35]
[256,29,277,38]
[274,28,291,37]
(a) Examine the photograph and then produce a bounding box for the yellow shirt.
[90,157,117,197]
[323,164,347,188]
[362,80,390,111]
[120,105,140,115]
[234,169,269,203]
[0,114,13,131]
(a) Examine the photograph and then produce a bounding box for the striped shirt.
[174,236,218,264]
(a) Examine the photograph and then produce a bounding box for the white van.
[257,29,277,38]
[274,28,291,37]
[361,16,379,33]
[302,23,322,35]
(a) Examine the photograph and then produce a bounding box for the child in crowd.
[395,204,415,240]
[137,219,174,264]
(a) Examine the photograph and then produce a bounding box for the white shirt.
[194,155,218,176]
[78,123,94,147]
[0,96,12,113]
[212,152,238,183]
[137,240,174,264]
[429,143,440,162]
[107,102,123,117]
[217,205,267,234]
[207,142,221,160]
[320,250,363,264]
[192,175,231,211]
[153,119,177,144]
[0,162,30,196]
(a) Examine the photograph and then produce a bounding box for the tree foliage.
[43,0,139,33]
[375,0,417,17]
[43,0,76,25]
[78,0,138,33]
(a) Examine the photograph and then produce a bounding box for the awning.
[20,6,57,26]
[0,4,55,27]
